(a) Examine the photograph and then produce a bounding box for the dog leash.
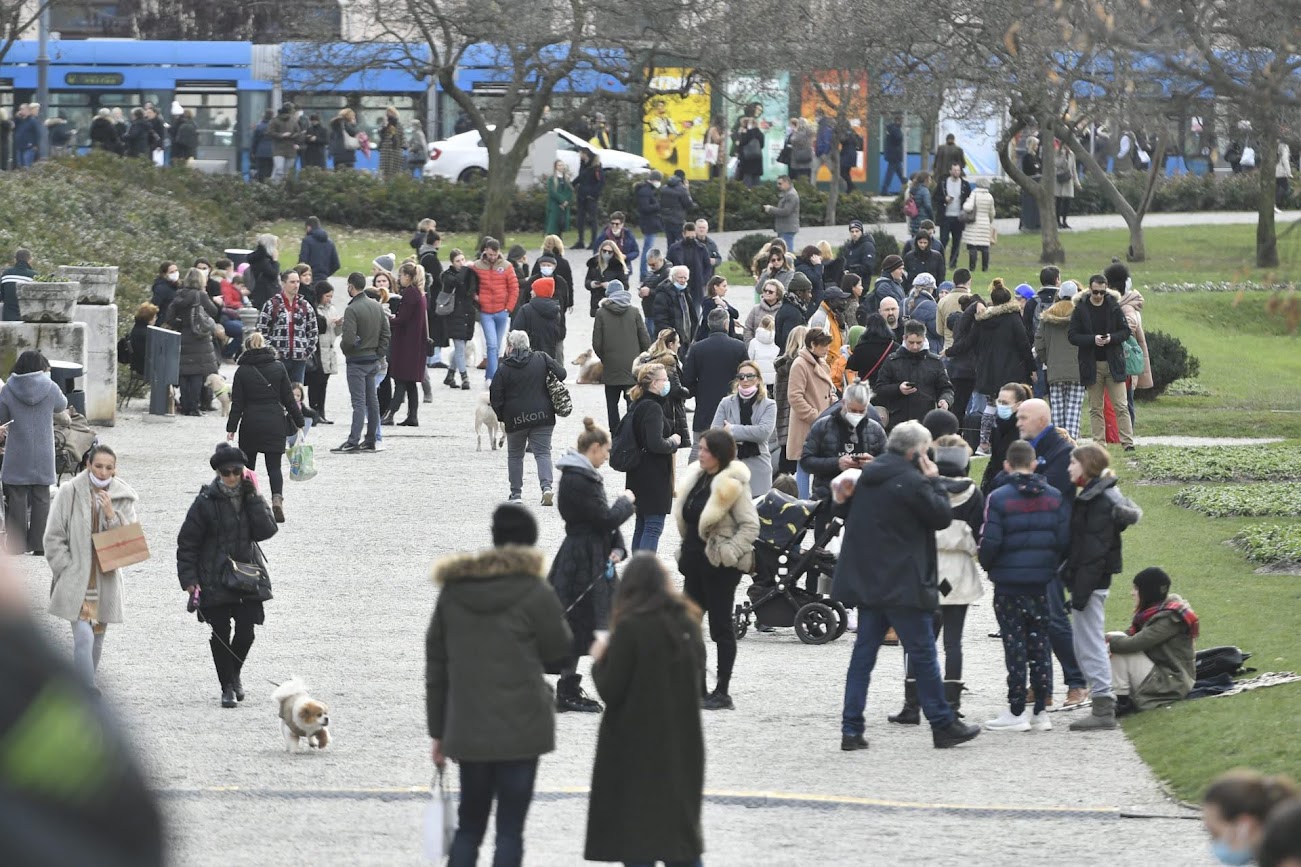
[564,564,616,614]
[205,627,283,689]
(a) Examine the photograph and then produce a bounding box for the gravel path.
[10,247,1219,866]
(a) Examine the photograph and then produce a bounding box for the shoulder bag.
[222,543,273,601]
[434,285,456,316]
[546,367,573,417]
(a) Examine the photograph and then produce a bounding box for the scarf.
[1128,597,1199,640]
[216,479,244,513]
[736,395,759,460]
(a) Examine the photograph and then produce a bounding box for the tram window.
[176,92,238,148]
[357,95,417,139]
[48,93,92,148]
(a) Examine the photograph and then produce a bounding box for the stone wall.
[73,304,118,426]
[0,321,88,381]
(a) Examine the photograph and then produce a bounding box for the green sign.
[64,72,125,87]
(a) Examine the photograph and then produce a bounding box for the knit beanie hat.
[532,277,555,298]
[880,254,904,274]
[787,271,813,296]
[847,325,865,349]
[913,272,937,290]
[849,219,864,233]
[210,442,248,472]
[507,244,527,263]
[492,502,538,547]
[604,279,632,307]
[538,255,556,267]
[372,253,395,273]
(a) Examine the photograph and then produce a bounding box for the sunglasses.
[610,221,623,227]
[1090,289,1107,296]
[218,467,243,478]
[737,372,759,381]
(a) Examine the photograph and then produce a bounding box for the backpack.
[116,334,133,368]
[608,401,647,473]
[1195,646,1254,680]
[1123,334,1145,376]
[903,193,919,219]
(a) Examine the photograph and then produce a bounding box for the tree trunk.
[478,147,528,244]
[1000,121,1064,263]
[1061,129,1163,263]
[825,138,841,226]
[1257,135,1280,268]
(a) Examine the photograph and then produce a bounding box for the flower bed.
[1229,524,1301,569]
[1174,484,1301,518]
[1144,281,1294,293]
[1135,446,1301,483]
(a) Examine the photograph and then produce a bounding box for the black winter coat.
[634,181,663,233]
[873,347,954,428]
[246,243,281,311]
[666,238,711,304]
[584,257,628,317]
[979,414,1020,494]
[843,234,877,281]
[845,336,897,390]
[226,347,304,455]
[1065,475,1142,609]
[513,296,566,360]
[547,452,634,656]
[89,116,121,153]
[641,262,671,323]
[176,478,278,612]
[794,259,825,312]
[149,277,177,327]
[903,245,946,289]
[1067,291,1131,386]
[439,266,479,341]
[951,301,1034,396]
[659,177,695,228]
[800,410,886,501]
[831,452,954,610]
[520,273,571,314]
[774,294,808,350]
[650,282,696,348]
[681,332,748,432]
[623,395,678,515]
[489,350,566,433]
[165,286,221,377]
[297,229,341,280]
[944,306,978,380]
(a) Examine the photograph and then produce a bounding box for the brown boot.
[1063,687,1089,707]
[272,494,285,524]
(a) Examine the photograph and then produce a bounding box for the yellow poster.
[643,68,711,180]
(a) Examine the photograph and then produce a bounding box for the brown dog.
[572,349,604,384]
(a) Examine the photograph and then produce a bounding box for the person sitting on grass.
[1105,567,1198,717]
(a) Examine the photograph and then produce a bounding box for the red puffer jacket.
[473,258,519,315]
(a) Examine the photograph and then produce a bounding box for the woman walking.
[711,360,777,497]
[1,350,68,554]
[383,262,429,426]
[44,444,139,689]
[306,284,339,424]
[1065,443,1143,732]
[226,333,304,524]
[585,554,705,867]
[378,107,405,180]
[592,280,650,431]
[439,249,478,390]
[963,180,997,272]
[673,429,759,710]
[584,240,629,317]
[784,328,837,498]
[545,160,574,237]
[177,443,278,708]
[624,362,682,553]
[548,418,636,714]
[328,108,359,171]
[165,267,221,416]
[489,331,566,505]
[771,324,807,476]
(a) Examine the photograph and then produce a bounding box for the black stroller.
[732,490,849,645]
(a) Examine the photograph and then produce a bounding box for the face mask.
[673,281,687,291]
[1210,840,1253,867]
[600,252,612,262]
[657,380,672,397]
[844,412,865,428]
[738,384,758,399]
[166,272,179,282]
[197,268,209,279]
[996,404,1015,420]
[89,473,113,489]
[539,266,554,276]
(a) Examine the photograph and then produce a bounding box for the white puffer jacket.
[936,483,985,606]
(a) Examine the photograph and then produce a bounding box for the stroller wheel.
[794,602,838,645]
[733,608,749,641]
[829,601,849,640]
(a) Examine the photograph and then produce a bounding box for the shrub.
[729,233,774,270]
[1135,446,1301,482]
[870,229,900,260]
[1174,484,1301,518]
[1230,524,1301,568]
[1139,329,1201,400]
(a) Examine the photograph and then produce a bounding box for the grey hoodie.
[0,371,69,485]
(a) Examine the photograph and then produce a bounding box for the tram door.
[176,84,239,173]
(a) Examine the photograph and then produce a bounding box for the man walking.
[682,308,748,462]
[297,216,341,281]
[332,272,390,454]
[832,420,982,751]
[1068,276,1134,450]
[935,162,970,269]
[764,175,801,250]
[694,218,722,285]
[881,115,906,195]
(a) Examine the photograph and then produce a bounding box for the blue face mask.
[996,404,1015,420]
[1210,840,1253,866]
[673,281,688,291]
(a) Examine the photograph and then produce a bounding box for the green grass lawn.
[1115,452,1301,801]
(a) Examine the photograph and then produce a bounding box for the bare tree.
[0,0,51,63]
[300,0,712,241]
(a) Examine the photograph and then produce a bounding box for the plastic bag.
[422,770,456,862]
[288,439,316,482]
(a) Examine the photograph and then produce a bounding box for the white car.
[425,127,650,182]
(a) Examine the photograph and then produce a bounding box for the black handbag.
[222,546,273,601]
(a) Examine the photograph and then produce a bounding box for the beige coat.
[962,187,997,247]
[784,349,836,460]
[1119,290,1154,389]
[45,472,140,623]
[672,460,760,572]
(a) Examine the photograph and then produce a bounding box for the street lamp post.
[36,3,50,159]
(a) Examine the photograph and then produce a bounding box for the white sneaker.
[374,441,387,451]
[984,709,1031,732]
[846,609,858,634]
[1029,710,1053,732]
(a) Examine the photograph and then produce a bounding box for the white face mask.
[166,272,179,282]
[539,266,554,276]
[89,473,113,489]
[197,268,209,279]
[844,412,865,428]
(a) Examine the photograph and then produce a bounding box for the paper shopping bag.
[92,523,151,572]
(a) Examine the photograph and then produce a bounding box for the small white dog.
[475,393,503,451]
[271,677,330,753]
[207,373,232,417]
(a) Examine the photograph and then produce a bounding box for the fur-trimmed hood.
[676,460,751,537]
[1039,298,1077,325]
[1073,287,1123,305]
[432,545,546,586]
[672,459,760,571]
[977,300,1022,321]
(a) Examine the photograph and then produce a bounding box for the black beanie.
[492,502,538,547]
[210,442,248,472]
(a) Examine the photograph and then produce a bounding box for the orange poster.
[799,71,869,183]
[643,68,711,180]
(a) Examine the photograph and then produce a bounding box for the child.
[287,383,318,448]
[1065,443,1142,731]
[748,314,780,387]
[978,440,1071,733]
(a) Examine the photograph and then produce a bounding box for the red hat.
[533,277,555,298]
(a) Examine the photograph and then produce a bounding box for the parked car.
[425,127,650,182]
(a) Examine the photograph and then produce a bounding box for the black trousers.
[1055,196,1072,225]
[245,450,284,496]
[603,384,631,431]
[681,552,742,695]
[386,379,419,420]
[967,244,990,271]
[205,602,259,688]
[179,373,203,413]
[575,196,599,246]
[306,370,330,418]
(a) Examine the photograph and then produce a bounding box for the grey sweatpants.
[506,426,554,498]
[1071,589,1113,699]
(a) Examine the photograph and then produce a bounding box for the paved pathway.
[12,251,1223,866]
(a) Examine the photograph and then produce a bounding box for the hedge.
[1135,446,1301,483]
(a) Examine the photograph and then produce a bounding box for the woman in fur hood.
[947,278,1034,450]
[1034,280,1086,440]
[672,428,760,711]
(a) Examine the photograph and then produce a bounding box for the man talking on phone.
[872,320,954,430]
[830,420,981,752]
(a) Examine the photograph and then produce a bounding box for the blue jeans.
[1033,362,1049,398]
[481,310,510,380]
[640,232,657,280]
[778,232,796,251]
[632,512,666,553]
[222,317,243,358]
[795,464,811,499]
[1046,574,1085,689]
[345,359,380,447]
[372,368,386,441]
[881,159,906,195]
[17,148,36,168]
[285,359,307,385]
[451,339,468,374]
[450,758,537,867]
[842,606,954,737]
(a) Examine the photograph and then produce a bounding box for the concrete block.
[0,322,88,378]
[72,304,118,426]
